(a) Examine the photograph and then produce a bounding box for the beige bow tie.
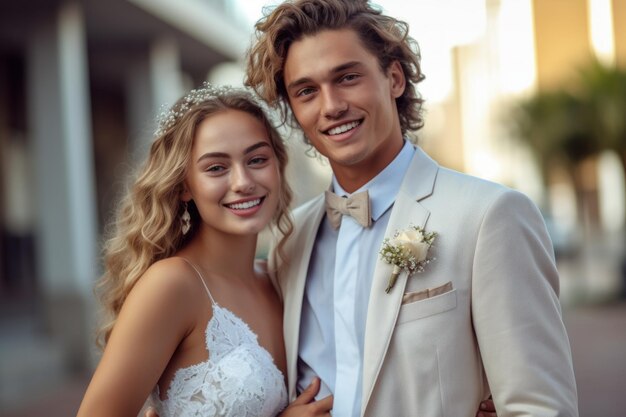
[324,190,371,229]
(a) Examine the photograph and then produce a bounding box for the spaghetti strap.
[179,257,216,304]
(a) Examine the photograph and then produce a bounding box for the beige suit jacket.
[269,146,578,417]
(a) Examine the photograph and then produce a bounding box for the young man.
[246,1,578,416]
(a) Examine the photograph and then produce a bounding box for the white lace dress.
[149,261,288,417]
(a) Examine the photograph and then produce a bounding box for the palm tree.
[508,88,601,221]
[576,59,626,178]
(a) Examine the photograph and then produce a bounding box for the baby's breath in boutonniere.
[379,225,437,293]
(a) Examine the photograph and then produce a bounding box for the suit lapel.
[282,194,326,398]
[361,147,439,411]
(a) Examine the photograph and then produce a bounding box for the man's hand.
[476,396,497,417]
[279,377,333,417]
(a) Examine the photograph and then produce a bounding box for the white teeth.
[327,121,360,135]
[227,198,261,210]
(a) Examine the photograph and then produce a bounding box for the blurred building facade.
[422,0,626,234]
[0,0,625,413]
[0,0,250,410]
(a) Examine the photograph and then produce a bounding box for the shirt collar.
[331,140,415,222]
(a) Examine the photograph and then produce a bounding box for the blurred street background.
[1,0,625,416]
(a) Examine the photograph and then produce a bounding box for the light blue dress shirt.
[297,141,415,417]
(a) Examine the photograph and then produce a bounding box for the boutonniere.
[379,225,437,293]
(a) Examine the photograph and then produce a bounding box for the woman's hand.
[476,396,497,417]
[279,377,333,417]
[144,407,159,417]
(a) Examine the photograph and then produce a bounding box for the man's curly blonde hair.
[245,0,426,137]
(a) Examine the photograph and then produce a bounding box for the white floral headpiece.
[153,82,262,137]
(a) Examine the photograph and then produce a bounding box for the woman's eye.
[206,165,225,173]
[250,156,268,165]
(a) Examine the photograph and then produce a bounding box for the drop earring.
[181,202,191,235]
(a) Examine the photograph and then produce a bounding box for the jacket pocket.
[397,287,457,324]
[401,281,453,304]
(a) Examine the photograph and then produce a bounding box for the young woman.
[76,85,332,417]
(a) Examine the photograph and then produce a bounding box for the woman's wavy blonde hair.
[245,0,426,138]
[96,88,293,348]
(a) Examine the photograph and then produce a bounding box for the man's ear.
[388,60,406,98]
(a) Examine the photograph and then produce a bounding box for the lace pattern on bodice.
[149,260,287,417]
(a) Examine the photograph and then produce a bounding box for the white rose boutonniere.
[379,225,437,293]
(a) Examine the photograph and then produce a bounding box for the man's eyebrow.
[286,61,362,91]
[331,61,361,74]
[196,141,270,163]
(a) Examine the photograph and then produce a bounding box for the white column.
[27,1,98,366]
[150,37,184,114]
[126,37,185,162]
[58,1,98,296]
[29,2,97,296]
[127,59,156,160]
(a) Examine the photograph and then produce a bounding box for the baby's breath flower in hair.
[154,82,264,137]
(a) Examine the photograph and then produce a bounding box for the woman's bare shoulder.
[127,257,206,313]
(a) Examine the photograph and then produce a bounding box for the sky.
[234,0,486,47]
